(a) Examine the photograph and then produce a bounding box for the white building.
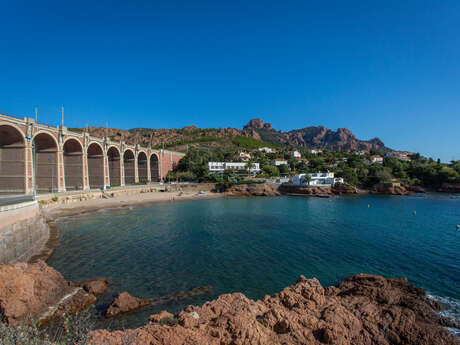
[290,150,301,158]
[258,147,275,153]
[309,149,323,154]
[370,155,384,164]
[238,152,251,161]
[271,159,289,166]
[352,150,367,156]
[207,162,261,174]
[385,151,412,161]
[292,172,343,186]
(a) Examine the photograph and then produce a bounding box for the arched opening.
[87,143,104,189]
[150,153,160,182]
[63,139,83,190]
[108,147,121,186]
[138,152,148,183]
[124,150,135,185]
[0,125,25,194]
[33,133,58,194]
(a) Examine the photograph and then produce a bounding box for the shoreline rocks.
[1,261,458,344]
[0,260,102,325]
[439,183,460,193]
[225,183,280,197]
[91,274,460,345]
[106,292,152,318]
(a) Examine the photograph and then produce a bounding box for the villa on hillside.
[292,172,344,186]
[207,162,261,174]
[258,147,275,153]
[370,155,384,164]
[290,150,302,158]
[386,151,412,161]
[309,149,323,154]
[352,150,367,156]
[238,152,252,161]
[271,159,289,166]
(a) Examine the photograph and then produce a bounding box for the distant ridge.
[243,118,389,152]
[82,118,391,153]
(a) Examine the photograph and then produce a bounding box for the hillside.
[77,119,390,153]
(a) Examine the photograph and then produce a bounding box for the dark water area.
[47,194,460,330]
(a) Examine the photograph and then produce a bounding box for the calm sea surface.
[47,194,460,330]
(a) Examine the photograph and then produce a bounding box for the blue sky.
[1,0,459,161]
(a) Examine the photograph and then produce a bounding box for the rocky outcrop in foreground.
[0,261,107,325]
[225,183,280,197]
[91,274,459,345]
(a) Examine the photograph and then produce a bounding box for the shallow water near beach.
[47,194,460,330]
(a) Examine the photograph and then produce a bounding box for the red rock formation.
[149,310,174,323]
[78,277,110,296]
[371,183,412,195]
[106,292,152,318]
[244,118,265,129]
[80,118,390,153]
[439,183,460,193]
[225,183,280,197]
[0,261,98,325]
[91,274,459,345]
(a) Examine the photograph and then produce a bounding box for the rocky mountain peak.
[244,118,273,130]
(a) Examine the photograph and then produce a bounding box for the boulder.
[106,292,152,318]
[0,261,96,325]
[78,277,110,296]
[149,310,174,323]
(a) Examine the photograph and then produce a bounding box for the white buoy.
[368,204,370,208]
[413,211,416,215]
[457,224,460,230]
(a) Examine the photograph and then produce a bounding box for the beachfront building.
[270,159,289,166]
[207,162,261,174]
[258,147,275,153]
[292,172,343,186]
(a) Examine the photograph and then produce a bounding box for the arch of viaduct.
[0,114,185,195]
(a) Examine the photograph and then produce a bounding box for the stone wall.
[0,201,49,264]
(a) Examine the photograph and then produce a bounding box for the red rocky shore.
[92,274,459,345]
[1,261,458,345]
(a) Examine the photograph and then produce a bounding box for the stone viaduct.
[0,113,185,195]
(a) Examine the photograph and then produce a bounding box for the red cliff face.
[91,274,459,345]
[76,118,389,153]
[243,119,388,152]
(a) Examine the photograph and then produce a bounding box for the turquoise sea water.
[47,194,460,330]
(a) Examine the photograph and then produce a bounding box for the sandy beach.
[42,190,223,221]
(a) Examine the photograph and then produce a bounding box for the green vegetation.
[231,137,280,150]
[68,128,83,133]
[152,136,222,149]
[168,145,460,190]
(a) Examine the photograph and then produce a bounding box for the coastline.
[30,190,224,264]
[34,183,456,264]
[41,190,224,221]
[2,190,458,344]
